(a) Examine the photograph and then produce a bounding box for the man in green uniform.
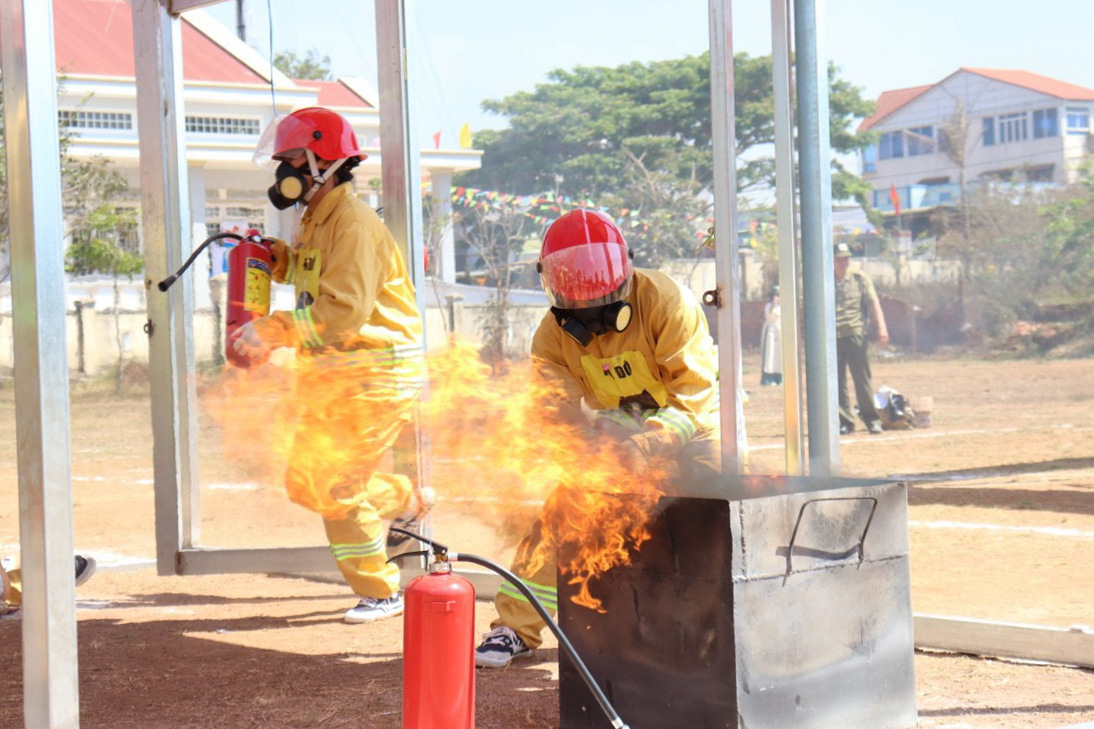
[834,242,889,435]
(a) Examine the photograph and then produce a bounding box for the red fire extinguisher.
[389,527,633,729]
[158,229,274,368]
[402,557,476,729]
[224,231,273,367]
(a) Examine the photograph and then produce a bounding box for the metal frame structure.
[13,0,1090,726]
[0,0,792,723]
[1,2,81,726]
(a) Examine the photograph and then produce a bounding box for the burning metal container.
[559,476,917,729]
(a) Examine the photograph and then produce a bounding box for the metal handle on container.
[784,496,878,576]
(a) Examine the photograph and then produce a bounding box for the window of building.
[225,206,264,219]
[184,116,261,135]
[863,144,877,173]
[983,117,995,146]
[58,110,133,130]
[879,131,904,160]
[1032,108,1058,139]
[1023,164,1054,182]
[907,126,934,156]
[1066,107,1089,134]
[997,113,1028,144]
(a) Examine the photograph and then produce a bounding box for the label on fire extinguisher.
[244,257,271,314]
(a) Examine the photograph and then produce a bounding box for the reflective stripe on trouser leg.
[324,491,402,599]
[491,520,557,650]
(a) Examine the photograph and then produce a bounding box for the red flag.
[432,131,442,149]
[889,184,901,217]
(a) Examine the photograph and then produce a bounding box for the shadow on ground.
[0,614,559,729]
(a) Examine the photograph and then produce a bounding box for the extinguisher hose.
[387,528,629,729]
[157,232,244,292]
[454,552,629,729]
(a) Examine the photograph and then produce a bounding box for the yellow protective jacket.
[530,268,719,459]
[253,183,424,365]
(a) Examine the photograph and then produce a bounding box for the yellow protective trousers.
[1,563,19,611]
[286,353,424,599]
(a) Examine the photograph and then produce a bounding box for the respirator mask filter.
[552,301,633,346]
[268,160,310,210]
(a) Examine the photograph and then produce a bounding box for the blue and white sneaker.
[475,626,533,668]
[344,594,404,624]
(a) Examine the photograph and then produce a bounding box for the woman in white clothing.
[760,285,782,386]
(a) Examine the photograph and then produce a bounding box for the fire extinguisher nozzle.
[157,275,176,292]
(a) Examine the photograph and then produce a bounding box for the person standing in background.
[759,285,782,386]
[834,242,889,435]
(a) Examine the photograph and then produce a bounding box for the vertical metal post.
[708,0,748,480]
[430,168,456,283]
[793,0,839,476]
[1,0,80,724]
[375,0,426,307]
[132,0,199,572]
[771,0,804,475]
[376,0,431,541]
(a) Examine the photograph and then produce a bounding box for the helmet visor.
[539,241,632,309]
[253,115,315,170]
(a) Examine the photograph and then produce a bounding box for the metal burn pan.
[558,477,917,729]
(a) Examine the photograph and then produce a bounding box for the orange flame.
[204,337,674,610]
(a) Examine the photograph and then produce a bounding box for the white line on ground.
[909,520,1094,539]
[750,423,1090,451]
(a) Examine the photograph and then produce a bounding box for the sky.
[202,0,1094,151]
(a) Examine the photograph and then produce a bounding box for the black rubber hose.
[157,232,244,291]
[386,527,629,729]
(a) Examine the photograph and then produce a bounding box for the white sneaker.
[344,594,404,624]
[75,555,96,587]
[475,625,533,668]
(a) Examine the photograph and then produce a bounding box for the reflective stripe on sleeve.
[644,407,698,444]
[293,308,324,348]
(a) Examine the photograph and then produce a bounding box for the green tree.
[458,203,533,368]
[274,49,332,80]
[457,52,874,267]
[65,202,141,390]
[1,80,128,282]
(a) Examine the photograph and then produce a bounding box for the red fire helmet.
[538,209,633,309]
[253,107,366,169]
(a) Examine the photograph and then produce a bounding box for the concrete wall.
[0,281,548,377]
[0,253,959,377]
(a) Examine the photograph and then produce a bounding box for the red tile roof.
[291,79,375,110]
[859,68,1094,132]
[963,67,1094,101]
[858,85,932,132]
[1,0,266,84]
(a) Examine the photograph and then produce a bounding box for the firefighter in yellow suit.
[475,209,721,667]
[232,107,427,624]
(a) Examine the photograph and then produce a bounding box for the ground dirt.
[1,352,1092,729]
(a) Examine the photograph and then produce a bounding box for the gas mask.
[268,152,348,210]
[268,160,311,210]
[551,301,633,347]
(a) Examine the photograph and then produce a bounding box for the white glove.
[230,321,270,363]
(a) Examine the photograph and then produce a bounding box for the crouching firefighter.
[474,208,723,667]
[232,107,429,623]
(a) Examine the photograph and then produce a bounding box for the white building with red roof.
[0,0,484,372]
[859,67,1094,224]
[4,0,480,240]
